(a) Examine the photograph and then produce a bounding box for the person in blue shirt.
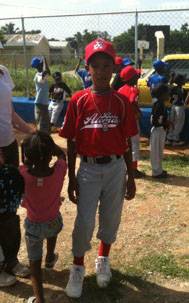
[147,59,174,104]
[31,56,51,134]
[75,57,92,89]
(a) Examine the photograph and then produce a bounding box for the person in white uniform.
[48,71,71,127]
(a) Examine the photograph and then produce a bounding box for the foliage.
[66,29,111,55]
[0,22,41,36]
[1,22,19,34]
[0,29,6,44]
[140,254,189,278]
[9,66,83,97]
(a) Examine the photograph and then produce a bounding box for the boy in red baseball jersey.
[59,39,138,298]
[118,66,146,178]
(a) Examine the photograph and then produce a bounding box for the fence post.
[21,17,30,98]
[135,10,138,69]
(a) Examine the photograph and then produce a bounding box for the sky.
[0,0,189,41]
[0,0,189,18]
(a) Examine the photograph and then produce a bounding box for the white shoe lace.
[96,258,108,274]
[71,267,83,283]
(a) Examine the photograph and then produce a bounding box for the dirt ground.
[0,130,189,303]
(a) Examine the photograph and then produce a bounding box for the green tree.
[66,29,111,53]
[0,29,6,44]
[1,22,19,34]
[113,24,150,55]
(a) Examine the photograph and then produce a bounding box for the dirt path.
[0,131,188,303]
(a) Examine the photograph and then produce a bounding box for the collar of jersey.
[90,87,111,95]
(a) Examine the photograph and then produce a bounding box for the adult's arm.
[12,102,33,134]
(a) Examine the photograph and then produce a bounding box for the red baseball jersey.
[118,85,139,105]
[59,88,138,157]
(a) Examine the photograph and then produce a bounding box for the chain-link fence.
[0,8,189,97]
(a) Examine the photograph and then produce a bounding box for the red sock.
[73,255,84,266]
[98,241,111,257]
[133,161,137,170]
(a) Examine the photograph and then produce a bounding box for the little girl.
[20,131,67,303]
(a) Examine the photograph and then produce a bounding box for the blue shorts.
[24,213,63,261]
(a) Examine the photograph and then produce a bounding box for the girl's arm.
[53,144,66,161]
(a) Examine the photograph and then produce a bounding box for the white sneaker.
[11,262,30,278]
[0,271,17,287]
[66,265,85,298]
[165,139,172,145]
[95,256,112,288]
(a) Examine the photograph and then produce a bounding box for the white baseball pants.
[167,105,185,142]
[48,101,64,125]
[150,126,166,176]
[131,120,140,162]
[72,157,126,257]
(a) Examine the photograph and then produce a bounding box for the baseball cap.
[85,39,115,64]
[0,41,4,49]
[30,57,43,69]
[123,58,134,66]
[120,65,140,82]
[153,59,169,70]
[115,57,123,65]
[53,71,62,79]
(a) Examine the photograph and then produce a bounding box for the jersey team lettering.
[80,112,120,130]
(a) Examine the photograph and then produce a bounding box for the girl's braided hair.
[21,131,55,169]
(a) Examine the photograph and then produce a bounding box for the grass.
[79,254,189,302]
[139,254,189,279]
[163,155,189,176]
[9,66,83,97]
[140,154,189,177]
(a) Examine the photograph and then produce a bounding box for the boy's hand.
[42,70,49,79]
[68,177,79,204]
[125,177,136,200]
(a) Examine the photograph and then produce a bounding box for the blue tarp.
[139,106,189,142]
[12,97,189,142]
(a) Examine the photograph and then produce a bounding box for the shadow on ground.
[1,269,189,303]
